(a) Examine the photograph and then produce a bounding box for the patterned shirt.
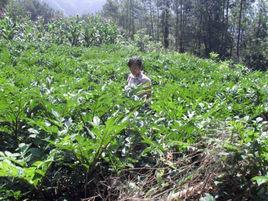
[125,72,152,98]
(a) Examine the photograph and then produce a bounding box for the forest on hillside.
[102,0,268,71]
[0,0,268,201]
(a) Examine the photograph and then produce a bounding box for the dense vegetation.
[102,0,268,71]
[0,1,268,201]
[2,0,62,22]
[0,15,118,47]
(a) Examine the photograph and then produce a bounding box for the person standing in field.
[123,57,152,157]
[125,56,152,100]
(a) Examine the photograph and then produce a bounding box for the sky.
[42,0,107,16]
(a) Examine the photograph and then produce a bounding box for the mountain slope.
[42,0,106,16]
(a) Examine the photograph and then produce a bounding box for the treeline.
[102,0,268,70]
[1,0,267,70]
[0,0,62,22]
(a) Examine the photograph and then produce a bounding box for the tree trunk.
[149,0,154,39]
[163,0,170,49]
[156,0,160,41]
[226,0,229,26]
[175,0,179,50]
[179,0,184,52]
[128,0,134,38]
[237,0,243,59]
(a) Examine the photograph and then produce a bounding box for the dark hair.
[128,57,143,69]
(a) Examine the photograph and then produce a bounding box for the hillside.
[41,0,106,16]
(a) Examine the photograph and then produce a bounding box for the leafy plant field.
[0,37,268,200]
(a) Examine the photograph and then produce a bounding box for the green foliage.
[6,0,61,22]
[0,152,53,187]
[101,0,268,70]
[253,174,268,186]
[0,16,18,40]
[244,12,268,71]
[0,17,267,200]
[133,29,163,52]
[0,15,119,47]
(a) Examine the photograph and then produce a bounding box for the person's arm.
[124,74,132,91]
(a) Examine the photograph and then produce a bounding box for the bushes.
[0,31,268,199]
[0,15,119,47]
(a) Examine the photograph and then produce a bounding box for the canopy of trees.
[102,0,268,70]
[5,0,63,22]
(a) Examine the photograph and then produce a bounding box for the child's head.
[128,57,143,77]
